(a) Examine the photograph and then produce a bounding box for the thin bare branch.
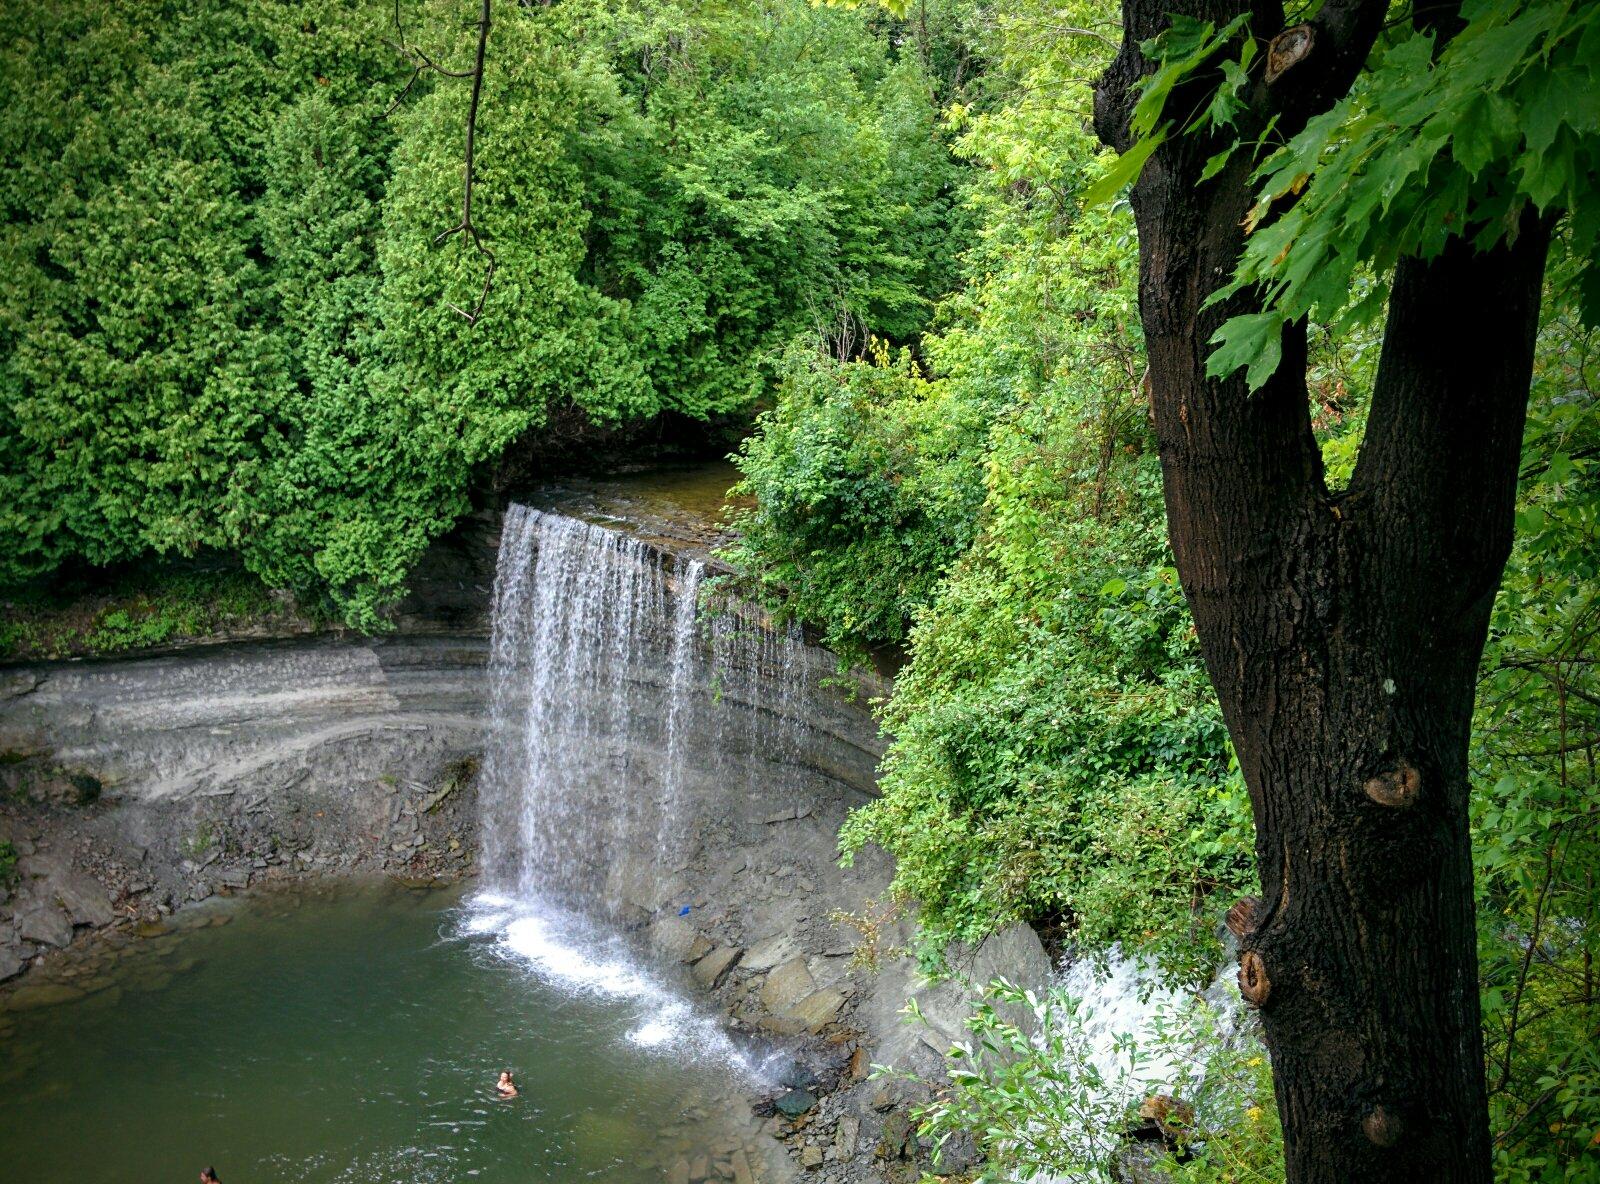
[382,0,496,325]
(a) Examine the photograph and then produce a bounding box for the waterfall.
[462,503,807,1071]
[657,556,705,865]
[478,506,710,907]
[1029,948,1253,1183]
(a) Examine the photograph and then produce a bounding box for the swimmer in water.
[496,1070,519,1098]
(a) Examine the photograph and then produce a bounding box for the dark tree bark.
[1093,2,1552,1181]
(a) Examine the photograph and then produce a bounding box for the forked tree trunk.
[1094,2,1552,1180]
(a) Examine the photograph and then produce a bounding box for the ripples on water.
[0,883,779,1183]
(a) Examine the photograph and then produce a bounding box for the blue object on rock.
[679,905,691,916]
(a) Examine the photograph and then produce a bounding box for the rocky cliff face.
[0,493,888,986]
[0,634,491,980]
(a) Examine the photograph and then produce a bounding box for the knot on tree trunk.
[1265,24,1315,84]
[1364,761,1422,808]
[1238,949,1272,1007]
[1362,1104,1403,1147]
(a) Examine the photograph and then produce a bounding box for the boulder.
[742,934,799,972]
[16,850,113,930]
[788,987,847,1033]
[879,921,1054,1062]
[877,1111,915,1160]
[18,902,73,948]
[760,957,816,1014]
[929,1129,979,1175]
[966,922,1053,988]
[648,914,699,962]
[692,946,742,988]
[1137,1093,1195,1140]
[834,1114,860,1157]
[774,1089,818,1118]
[0,945,27,983]
[53,870,114,927]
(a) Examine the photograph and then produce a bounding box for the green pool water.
[0,882,778,1183]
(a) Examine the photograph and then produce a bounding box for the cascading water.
[477,506,705,905]
[1031,948,1253,1183]
[462,503,806,1072]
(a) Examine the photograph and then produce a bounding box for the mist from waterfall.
[462,503,807,1074]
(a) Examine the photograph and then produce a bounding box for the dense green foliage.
[733,1,1256,978]
[0,0,965,625]
[726,0,1600,1176]
[723,342,991,661]
[1473,263,1600,1180]
[842,417,1253,978]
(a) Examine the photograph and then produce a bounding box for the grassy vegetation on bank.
[0,566,313,663]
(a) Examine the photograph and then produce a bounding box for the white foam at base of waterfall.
[458,891,768,1080]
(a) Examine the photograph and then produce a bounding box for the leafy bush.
[724,340,992,661]
[843,405,1255,979]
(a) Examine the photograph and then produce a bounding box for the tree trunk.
[1093,2,1553,1180]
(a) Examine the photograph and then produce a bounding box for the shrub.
[724,340,992,662]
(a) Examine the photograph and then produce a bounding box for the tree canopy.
[0,0,966,625]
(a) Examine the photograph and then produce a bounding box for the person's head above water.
[200,1170,220,1183]
[499,1070,513,1081]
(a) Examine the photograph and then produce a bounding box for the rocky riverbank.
[617,816,1054,1183]
[0,634,489,982]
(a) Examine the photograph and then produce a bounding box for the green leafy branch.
[1083,12,1253,206]
[1090,0,1600,390]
